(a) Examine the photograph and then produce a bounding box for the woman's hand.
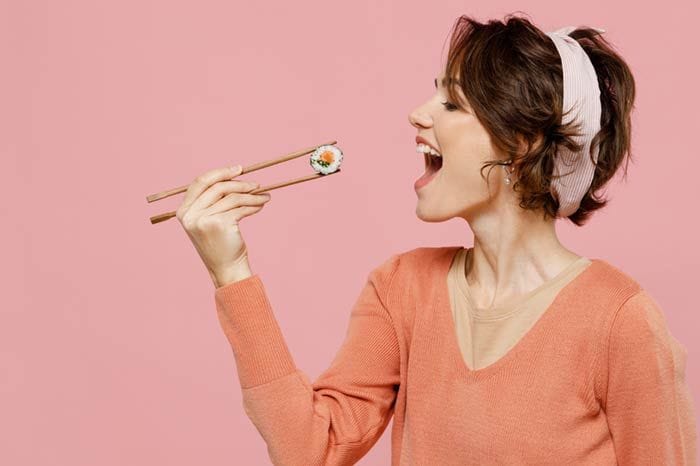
[176,165,272,287]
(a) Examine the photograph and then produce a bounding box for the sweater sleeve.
[601,289,697,465]
[213,254,402,466]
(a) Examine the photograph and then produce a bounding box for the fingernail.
[230,165,242,174]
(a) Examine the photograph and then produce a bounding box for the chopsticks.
[146,140,340,225]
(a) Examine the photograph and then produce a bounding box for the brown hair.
[442,12,636,225]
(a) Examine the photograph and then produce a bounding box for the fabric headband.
[544,25,605,217]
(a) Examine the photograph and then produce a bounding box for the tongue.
[416,158,439,182]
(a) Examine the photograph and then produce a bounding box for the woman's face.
[408,71,511,222]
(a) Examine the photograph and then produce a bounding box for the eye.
[441,101,458,111]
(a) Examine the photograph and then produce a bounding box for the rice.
[309,145,343,175]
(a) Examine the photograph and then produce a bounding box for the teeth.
[415,143,442,157]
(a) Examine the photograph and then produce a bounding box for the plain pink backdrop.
[3,0,698,464]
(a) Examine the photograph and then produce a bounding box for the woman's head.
[408,13,636,226]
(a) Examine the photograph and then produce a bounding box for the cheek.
[437,113,491,157]
[440,158,483,194]
[442,135,491,177]
[439,130,496,194]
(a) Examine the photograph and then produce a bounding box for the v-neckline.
[438,246,600,382]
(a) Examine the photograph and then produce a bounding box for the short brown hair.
[442,12,636,225]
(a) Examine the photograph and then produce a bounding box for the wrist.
[212,262,253,288]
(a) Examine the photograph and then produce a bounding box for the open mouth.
[414,142,443,190]
[425,152,443,173]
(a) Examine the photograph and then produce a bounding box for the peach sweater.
[214,246,697,465]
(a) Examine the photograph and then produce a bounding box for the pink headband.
[545,26,605,217]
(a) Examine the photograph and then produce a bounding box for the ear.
[516,133,545,156]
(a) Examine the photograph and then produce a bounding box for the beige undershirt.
[448,247,593,371]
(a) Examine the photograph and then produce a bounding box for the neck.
[461,207,582,309]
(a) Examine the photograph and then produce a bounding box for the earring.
[503,163,513,185]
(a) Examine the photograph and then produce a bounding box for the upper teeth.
[416,143,442,157]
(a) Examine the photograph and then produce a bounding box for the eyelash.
[441,101,458,111]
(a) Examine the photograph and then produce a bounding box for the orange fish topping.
[320,151,335,164]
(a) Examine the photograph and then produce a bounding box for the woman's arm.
[213,254,402,465]
[601,289,697,465]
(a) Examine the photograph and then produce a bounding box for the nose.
[408,105,432,129]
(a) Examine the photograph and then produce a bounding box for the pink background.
[3,0,698,464]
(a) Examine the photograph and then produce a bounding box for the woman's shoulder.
[363,245,461,306]
[581,258,689,380]
[594,278,689,413]
[593,260,681,350]
[369,245,461,275]
[390,245,463,286]
[582,256,644,297]
[394,245,463,269]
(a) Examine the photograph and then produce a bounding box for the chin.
[415,203,454,223]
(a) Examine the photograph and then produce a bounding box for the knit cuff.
[214,274,297,389]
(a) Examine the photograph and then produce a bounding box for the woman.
[176,14,697,465]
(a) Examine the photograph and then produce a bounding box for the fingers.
[188,179,260,213]
[218,203,269,226]
[181,165,243,211]
[203,191,271,216]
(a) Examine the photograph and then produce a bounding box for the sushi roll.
[310,144,343,175]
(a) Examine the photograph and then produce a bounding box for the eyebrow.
[434,76,459,88]
[434,77,471,109]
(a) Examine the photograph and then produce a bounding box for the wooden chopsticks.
[146,140,340,225]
